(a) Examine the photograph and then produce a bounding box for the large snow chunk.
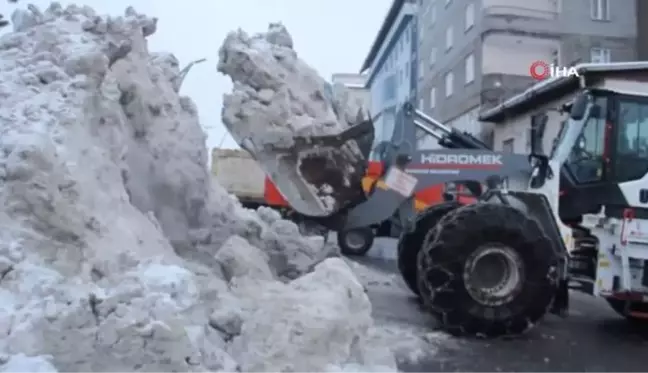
[218,23,363,140]
[228,258,387,372]
[218,24,372,218]
[214,235,274,281]
[199,183,335,279]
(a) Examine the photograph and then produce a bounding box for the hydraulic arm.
[404,103,492,150]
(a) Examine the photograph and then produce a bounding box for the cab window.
[615,99,648,182]
[565,96,607,183]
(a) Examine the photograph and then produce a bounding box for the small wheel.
[338,227,374,256]
[417,203,559,337]
[397,202,461,296]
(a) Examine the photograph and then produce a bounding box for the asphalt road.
[355,239,648,372]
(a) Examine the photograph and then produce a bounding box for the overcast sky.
[1,0,391,149]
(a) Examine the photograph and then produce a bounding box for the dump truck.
[211,148,267,209]
[229,62,648,337]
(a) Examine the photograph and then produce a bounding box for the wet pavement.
[356,239,648,372]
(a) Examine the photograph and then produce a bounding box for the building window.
[591,0,609,21]
[590,47,611,63]
[445,27,453,51]
[405,26,410,43]
[465,3,475,31]
[419,98,424,109]
[502,138,514,153]
[445,72,454,97]
[465,53,475,83]
[430,87,436,108]
[383,74,396,101]
[419,60,424,77]
[430,2,437,24]
[429,48,437,66]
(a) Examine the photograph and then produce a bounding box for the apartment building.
[360,0,418,158]
[416,0,637,150]
[331,73,371,110]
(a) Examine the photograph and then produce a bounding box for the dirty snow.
[347,258,454,366]
[218,24,371,218]
[0,3,397,372]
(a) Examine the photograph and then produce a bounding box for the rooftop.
[360,0,407,72]
[479,61,648,122]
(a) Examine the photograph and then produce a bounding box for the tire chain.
[416,208,560,337]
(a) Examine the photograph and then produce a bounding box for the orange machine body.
[263,161,476,212]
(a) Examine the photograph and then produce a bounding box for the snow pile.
[218,24,371,218]
[0,3,394,372]
[218,23,365,145]
[369,323,449,366]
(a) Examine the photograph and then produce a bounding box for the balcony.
[482,6,561,38]
[483,6,557,20]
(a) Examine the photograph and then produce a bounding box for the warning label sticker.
[384,168,418,197]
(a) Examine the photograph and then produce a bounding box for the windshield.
[562,95,607,183]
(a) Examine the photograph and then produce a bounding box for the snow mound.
[218,23,365,145]
[0,3,394,371]
[217,23,371,218]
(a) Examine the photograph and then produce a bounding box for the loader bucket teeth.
[244,119,375,218]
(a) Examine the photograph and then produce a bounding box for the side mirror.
[570,93,589,120]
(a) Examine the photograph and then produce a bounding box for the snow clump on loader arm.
[0,3,394,372]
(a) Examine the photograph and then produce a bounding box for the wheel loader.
[234,68,648,337]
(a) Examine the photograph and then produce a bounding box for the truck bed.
[211,148,266,202]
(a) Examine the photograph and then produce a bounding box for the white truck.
[211,148,267,209]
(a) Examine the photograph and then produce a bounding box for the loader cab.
[553,89,648,221]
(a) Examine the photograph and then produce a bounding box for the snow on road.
[346,254,458,368]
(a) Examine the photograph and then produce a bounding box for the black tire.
[417,203,559,337]
[397,202,461,296]
[338,227,374,256]
[606,299,648,323]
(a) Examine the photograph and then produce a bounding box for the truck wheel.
[338,227,374,256]
[397,202,461,296]
[606,299,648,323]
[417,203,559,337]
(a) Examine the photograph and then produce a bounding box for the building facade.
[360,0,418,158]
[416,0,637,150]
[331,73,371,111]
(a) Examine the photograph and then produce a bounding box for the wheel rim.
[343,230,367,251]
[463,245,524,306]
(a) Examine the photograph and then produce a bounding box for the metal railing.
[483,5,558,20]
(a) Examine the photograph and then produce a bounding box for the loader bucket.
[240,119,375,217]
